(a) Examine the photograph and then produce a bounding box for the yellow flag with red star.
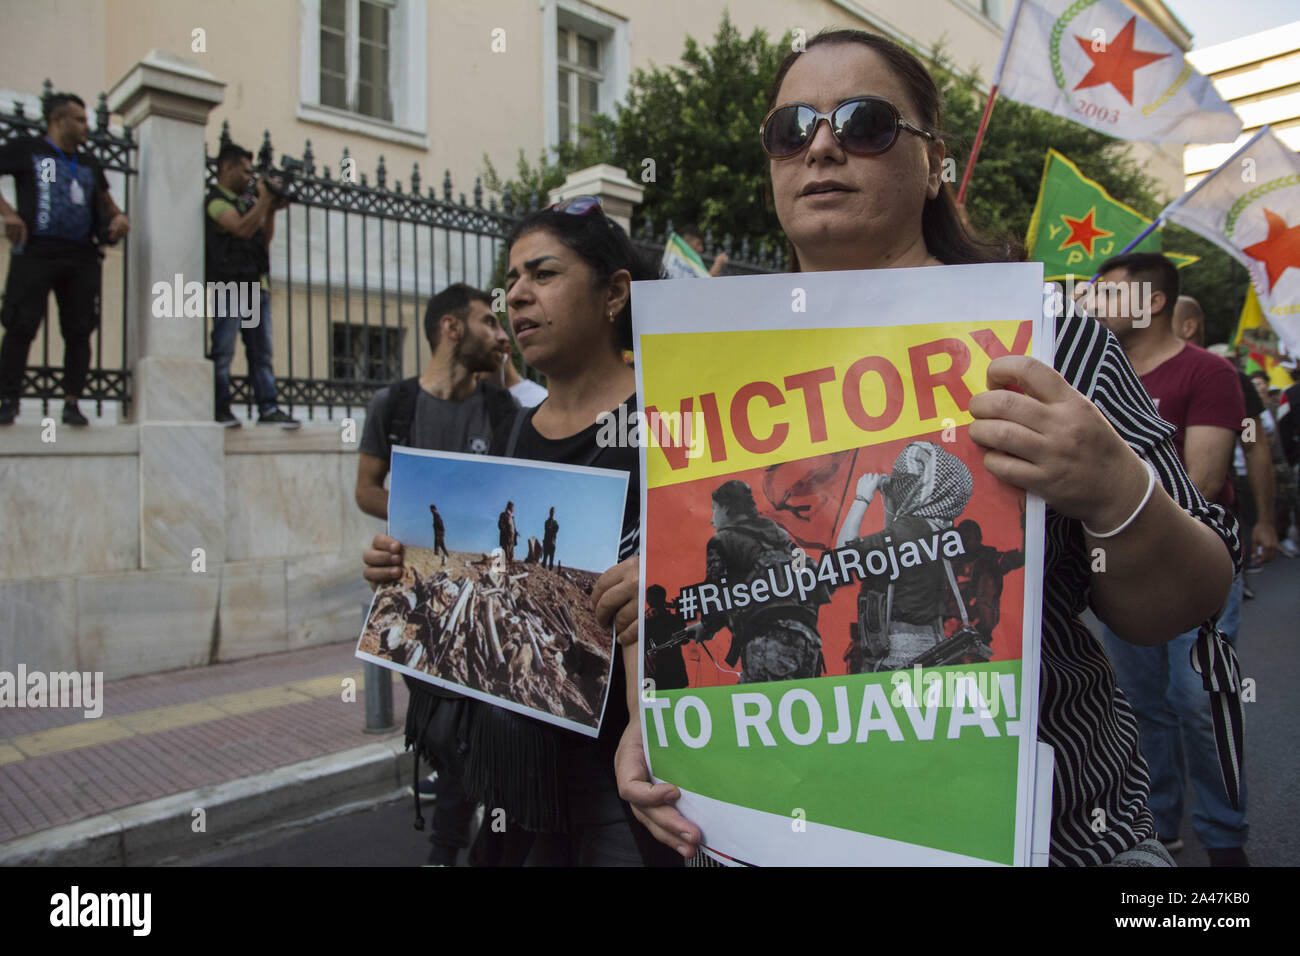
[1164,126,1300,355]
[1025,149,1195,281]
[1233,287,1294,389]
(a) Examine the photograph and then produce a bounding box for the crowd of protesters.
[4,36,1295,870]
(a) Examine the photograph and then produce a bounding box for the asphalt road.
[195,555,1298,868]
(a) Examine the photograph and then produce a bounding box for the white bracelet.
[1083,460,1157,539]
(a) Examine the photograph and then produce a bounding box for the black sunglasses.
[759,96,936,159]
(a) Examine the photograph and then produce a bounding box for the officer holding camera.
[205,142,298,427]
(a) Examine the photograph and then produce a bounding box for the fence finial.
[474,176,483,208]
[410,161,421,195]
[442,169,452,202]
[258,129,274,169]
[302,139,315,174]
[376,154,387,189]
[95,91,109,134]
[502,184,515,216]
[219,120,232,151]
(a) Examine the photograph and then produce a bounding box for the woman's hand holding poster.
[631,262,1050,865]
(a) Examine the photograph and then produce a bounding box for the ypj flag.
[997,0,1241,143]
[1164,127,1300,356]
[1234,287,1293,390]
[1025,149,1194,280]
[661,232,710,279]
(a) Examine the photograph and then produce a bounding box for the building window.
[557,26,602,145]
[542,2,629,151]
[319,0,393,122]
[332,323,404,383]
[299,0,426,147]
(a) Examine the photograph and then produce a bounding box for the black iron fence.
[0,80,135,416]
[206,123,784,420]
[1,80,784,423]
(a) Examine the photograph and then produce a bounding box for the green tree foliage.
[481,15,1249,341]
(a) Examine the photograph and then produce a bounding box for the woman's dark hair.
[766,29,1018,268]
[506,207,658,351]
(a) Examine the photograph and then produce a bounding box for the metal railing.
[0,80,135,417]
[203,123,784,420]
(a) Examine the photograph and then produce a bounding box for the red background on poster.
[644,427,1026,688]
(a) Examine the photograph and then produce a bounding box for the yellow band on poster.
[637,321,1032,488]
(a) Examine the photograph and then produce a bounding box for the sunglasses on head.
[759,96,936,159]
[550,195,604,216]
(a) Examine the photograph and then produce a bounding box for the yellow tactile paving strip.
[0,671,363,763]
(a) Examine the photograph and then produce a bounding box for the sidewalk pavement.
[0,641,412,866]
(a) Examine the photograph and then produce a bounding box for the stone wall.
[0,423,382,681]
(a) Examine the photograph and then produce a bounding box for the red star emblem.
[1058,208,1113,258]
[1243,208,1300,292]
[1074,16,1169,105]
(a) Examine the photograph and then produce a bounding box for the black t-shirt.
[1240,372,1264,421]
[1279,384,1300,466]
[0,135,108,257]
[489,395,640,759]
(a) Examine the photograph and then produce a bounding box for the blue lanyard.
[45,137,78,180]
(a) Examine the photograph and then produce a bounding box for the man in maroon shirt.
[1090,252,1249,866]
[1173,295,1277,569]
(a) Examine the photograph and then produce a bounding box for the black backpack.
[380,376,516,450]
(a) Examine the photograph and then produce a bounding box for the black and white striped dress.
[1038,308,1240,865]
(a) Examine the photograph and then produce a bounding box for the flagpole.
[1087,126,1272,282]
[956,0,1023,206]
[1160,125,1271,218]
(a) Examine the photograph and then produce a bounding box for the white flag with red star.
[1164,127,1300,354]
[995,0,1241,143]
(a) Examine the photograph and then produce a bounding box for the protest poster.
[631,263,1049,864]
[355,447,628,736]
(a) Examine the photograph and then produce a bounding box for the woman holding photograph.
[365,198,678,866]
[601,29,1241,867]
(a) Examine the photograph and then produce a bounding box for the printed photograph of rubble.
[355,446,630,735]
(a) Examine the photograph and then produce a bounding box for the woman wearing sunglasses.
[609,29,1239,867]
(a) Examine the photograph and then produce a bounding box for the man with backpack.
[355,282,517,865]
